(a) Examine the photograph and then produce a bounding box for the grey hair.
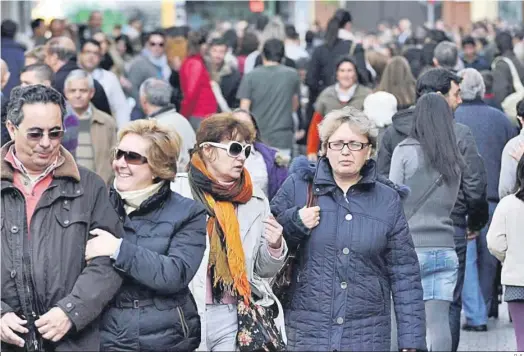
[434,41,458,70]
[139,78,173,107]
[458,68,486,100]
[318,106,379,156]
[22,63,54,83]
[46,38,76,62]
[65,69,95,90]
[6,85,66,126]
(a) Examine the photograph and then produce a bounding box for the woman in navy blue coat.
[270,106,426,352]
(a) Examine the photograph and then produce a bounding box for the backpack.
[492,56,524,126]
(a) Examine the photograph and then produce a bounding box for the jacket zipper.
[176,306,189,339]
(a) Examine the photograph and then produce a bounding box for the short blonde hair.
[118,119,181,180]
[318,106,378,156]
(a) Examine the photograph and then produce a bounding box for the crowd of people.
[1,7,524,352]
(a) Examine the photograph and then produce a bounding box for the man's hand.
[0,312,28,347]
[35,307,72,342]
[467,230,480,240]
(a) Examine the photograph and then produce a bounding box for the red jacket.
[179,54,217,118]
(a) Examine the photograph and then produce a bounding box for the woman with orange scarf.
[171,113,288,352]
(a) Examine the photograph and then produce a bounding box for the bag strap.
[405,174,443,221]
[306,181,317,207]
[349,41,357,57]
[493,57,524,92]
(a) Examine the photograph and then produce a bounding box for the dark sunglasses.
[113,148,148,165]
[199,141,252,159]
[16,126,65,141]
[149,41,164,48]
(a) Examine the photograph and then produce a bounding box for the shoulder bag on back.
[492,57,524,126]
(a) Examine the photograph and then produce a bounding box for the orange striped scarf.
[188,153,253,304]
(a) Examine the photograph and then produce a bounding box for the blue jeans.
[417,248,458,301]
[450,227,467,351]
[462,201,498,326]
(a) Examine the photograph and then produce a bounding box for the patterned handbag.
[236,297,286,352]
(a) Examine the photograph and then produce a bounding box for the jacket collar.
[1,142,81,182]
[461,98,486,106]
[313,156,377,194]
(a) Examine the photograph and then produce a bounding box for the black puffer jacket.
[377,107,489,232]
[100,183,207,352]
[270,157,426,352]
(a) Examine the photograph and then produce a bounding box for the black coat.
[100,183,206,352]
[270,157,426,351]
[377,107,489,232]
[52,60,112,116]
[1,145,123,352]
[219,68,241,110]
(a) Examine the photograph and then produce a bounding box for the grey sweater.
[389,138,460,248]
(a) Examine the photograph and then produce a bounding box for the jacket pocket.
[176,306,189,339]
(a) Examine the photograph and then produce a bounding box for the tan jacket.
[487,194,524,287]
[90,107,117,184]
[171,174,288,350]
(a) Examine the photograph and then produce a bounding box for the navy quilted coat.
[270,157,426,352]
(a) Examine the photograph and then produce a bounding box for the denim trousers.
[450,227,467,352]
[462,201,498,326]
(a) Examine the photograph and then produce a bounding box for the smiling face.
[146,34,165,58]
[112,133,154,191]
[7,103,63,174]
[202,137,249,183]
[325,122,371,180]
[336,61,357,90]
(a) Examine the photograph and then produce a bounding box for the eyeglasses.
[15,126,65,141]
[149,41,164,48]
[328,140,371,151]
[113,148,148,165]
[199,141,252,159]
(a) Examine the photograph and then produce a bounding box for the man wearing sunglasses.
[127,30,172,108]
[1,85,123,352]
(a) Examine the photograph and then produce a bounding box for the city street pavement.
[458,302,516,351]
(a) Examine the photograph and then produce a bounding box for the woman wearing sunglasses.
[83,120,207,351]
[171,113,288,351]
[270,106,426,352]
[232,108,289,200]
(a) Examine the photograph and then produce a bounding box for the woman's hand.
[263,215,284,249]
[299,205,320,229]
[85,229,121,261]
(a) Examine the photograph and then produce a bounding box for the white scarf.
[114,181,164,215]
[335,83,357,103]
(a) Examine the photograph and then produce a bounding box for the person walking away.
[499,99,524,199]
[172,113,288,351]
[456,68,518,331]
[390,93,464,351]
[1,20,25,98]
[139,78,196,173]
[271,106,426,352]
[306,56,372,161]
[487,155,524,351]
[238,39,300,160]
[179,31,218,131]
[83,120,206,351]
[0,85,123,352]
[378,68,489,351]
